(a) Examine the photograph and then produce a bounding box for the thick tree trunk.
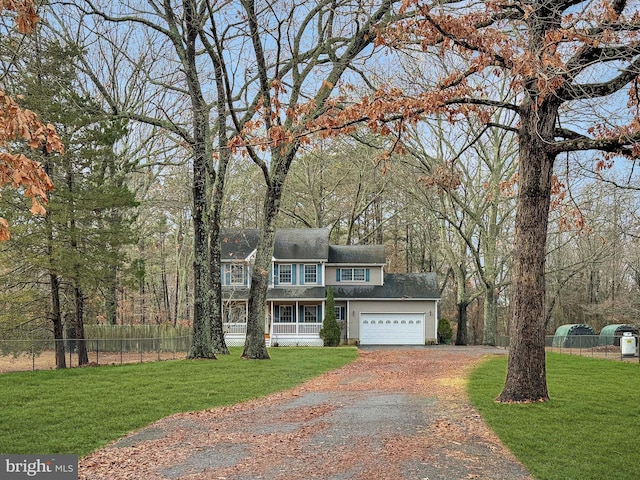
[209,224,229,355]
[497,104,556,403]
[188,161,215,359]
[180,2,216,359]
[455,301,468,346]
[207,51,233,355]
[242,226,274,360]
[242,166,294,359]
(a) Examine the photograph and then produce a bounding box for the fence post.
[31,345,35,371]
[95,340,99,366]
[120,339,124,365]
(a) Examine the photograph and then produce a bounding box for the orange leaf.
[29,198,46,216]
[0,218,10,241]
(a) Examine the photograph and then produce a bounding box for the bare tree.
[54,0,236,357]
[225,0,400,358]
[319,0,640,401]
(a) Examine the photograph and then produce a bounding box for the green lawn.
[0,347,358,456]
[468,353,640,480]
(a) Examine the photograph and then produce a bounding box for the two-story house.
[221,228,440,346]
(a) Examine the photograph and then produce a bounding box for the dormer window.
[340,267,367,282]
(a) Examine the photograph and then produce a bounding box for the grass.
[0,346,358,457]
[468,353,640,480]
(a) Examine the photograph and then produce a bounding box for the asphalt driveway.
[80,346,534,480]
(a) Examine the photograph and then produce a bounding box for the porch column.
[346,300,350,341]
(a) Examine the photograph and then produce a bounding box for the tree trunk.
[161,244,170,322]
[497,103,556,403]
[209,222,229,355]
[105,266,118,325]
[51,273,66,369]
[173,260,180,327]
[188,158,215,359]
[455,300,468,346]
[207,44,233,356]
[242,174,293,359]
[242,226,274,360]
[185,10,217,359]
[74,284,89,365]
[483,285,497,346]
[187,132,215,358]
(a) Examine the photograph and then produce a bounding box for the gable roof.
[221,229,260,260]
[328,245,386,265]
[221,228,331,261]
[274,228,330,261]
[332,273,440,300]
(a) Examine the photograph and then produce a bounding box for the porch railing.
[272,322,322,335]
[223,323,247,335]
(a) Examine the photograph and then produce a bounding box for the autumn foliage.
[0,0,63,240]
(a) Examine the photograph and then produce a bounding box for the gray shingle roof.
[267,286,327,300]
[221,229,260,260]
[223,286,327,300]
[332,273,440,300]
[328,245,386,264]
[274,228,330,260]
[221,228,331,261]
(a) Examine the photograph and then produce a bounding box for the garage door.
[359,313,425,345]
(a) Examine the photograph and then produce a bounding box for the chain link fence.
[497,334,640,363]
[0,335,192,372]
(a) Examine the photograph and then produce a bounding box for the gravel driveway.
[80,346,534,480]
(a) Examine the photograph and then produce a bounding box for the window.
[334,306,344,321]
[353,268,366,281]
[224,264,245,285]
[339,268,368,282]
[341,268,352,281]
[304,264,317,284]
[278,305,293,322]
[278,264,292,284]
[303,305,318,323]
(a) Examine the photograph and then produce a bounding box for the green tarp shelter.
[598,324,640,347]
[552,324,598,348]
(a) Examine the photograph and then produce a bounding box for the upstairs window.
[338,268,368,282]
[353,268,366,281]
[278,264,293,284]
[304,264,317,284]
[224,264,245,285]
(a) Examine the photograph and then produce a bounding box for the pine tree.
[0,34,137,366]
[320,287,341,347]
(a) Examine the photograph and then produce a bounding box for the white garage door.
[359,313,425,345]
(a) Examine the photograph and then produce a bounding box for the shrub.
[438,318,453,344]
[319,287,341,346]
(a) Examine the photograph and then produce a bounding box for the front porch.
[222,300,324,347]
